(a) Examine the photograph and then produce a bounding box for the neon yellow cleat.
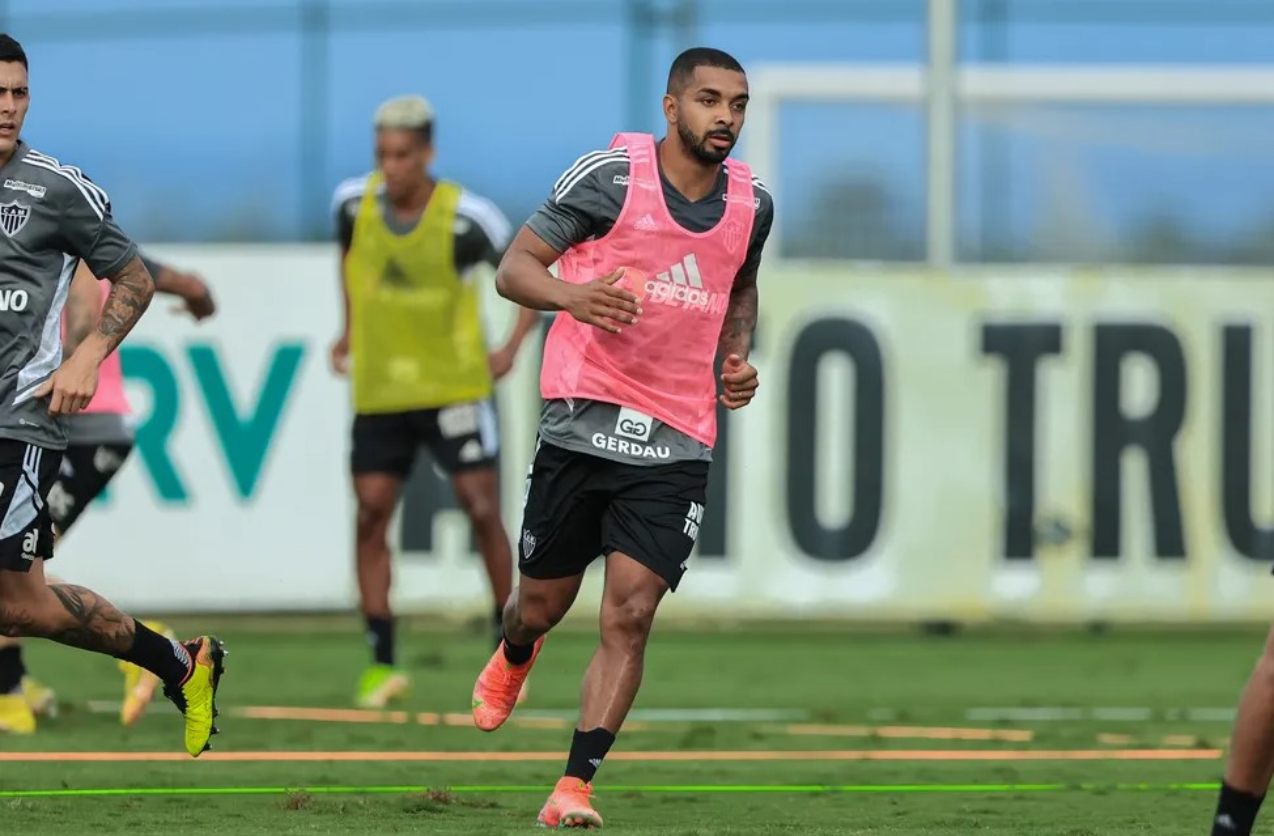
[354,664,410,709]
[0,691,35,734]
[162,636,225,758]
[21,675,58,719]
[119,621,175,726]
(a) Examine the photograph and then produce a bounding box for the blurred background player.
[0,254,215,735]
[330,94,538,709]
[0,33,222,757]
[470,47,771,827]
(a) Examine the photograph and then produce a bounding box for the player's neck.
[387,177,434,218]
[657,138,720,203]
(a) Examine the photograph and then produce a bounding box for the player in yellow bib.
[330,95,537,708]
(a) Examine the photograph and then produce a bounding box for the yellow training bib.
[345,175,491,413]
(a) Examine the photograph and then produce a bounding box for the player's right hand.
[330,334,350,375]
[34,353,99,416]
[562,268,642,335]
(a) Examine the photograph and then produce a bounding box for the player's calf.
[1212,626,1274,835]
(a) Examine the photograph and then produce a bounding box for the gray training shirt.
[0,141,138,450]
[331,173,511,272]
[525,143,774,466]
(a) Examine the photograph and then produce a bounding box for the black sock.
[564,728,616,783]
[501,630,534,665]
[0,645,25,694]
[1213,781,1265,835]
[116,620,191,685]
[365,616,395,666]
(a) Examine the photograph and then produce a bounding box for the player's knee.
[355,500,393,540]
[515,592,570,635]
[457,487,500,529]
[601,596,658,654]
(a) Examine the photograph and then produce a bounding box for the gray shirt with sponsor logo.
[0,142,138,450]
[526,143,774,466]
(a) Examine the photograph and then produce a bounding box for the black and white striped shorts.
[0,441,61,572]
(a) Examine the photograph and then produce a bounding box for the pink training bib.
[540,132,755,447]
[77,280,130,416]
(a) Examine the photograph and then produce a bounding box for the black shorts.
[47,442,134,533]
[517,440,709,591]
[0,441,63,572]
[351,399,499,477]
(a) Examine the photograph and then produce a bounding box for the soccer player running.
[470,47,773,827]
[0,34,223,756]
[331,95,538,708]
[0,256,215,734]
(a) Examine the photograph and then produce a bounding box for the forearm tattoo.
[717,274,758,361]
[97,255,155,353]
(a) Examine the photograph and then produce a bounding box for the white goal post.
[744,2,1274,266]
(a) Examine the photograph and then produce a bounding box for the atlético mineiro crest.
[0,201,30,238]
[722,220,745,254]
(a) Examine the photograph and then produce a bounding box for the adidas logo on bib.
[633,213,659,231]
[642,254,726,314]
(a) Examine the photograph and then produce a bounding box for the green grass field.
[1,616,1266,834]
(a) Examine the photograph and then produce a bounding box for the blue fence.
[5,0,1274,264]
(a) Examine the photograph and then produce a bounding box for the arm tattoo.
[97,255,156,353]
[45,583,136,655]
[716,267,759,361]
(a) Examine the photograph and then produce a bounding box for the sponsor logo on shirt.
[591,432,671,460]
[724,192,762,209]
[614,407,653,442]
[3,179,46,200]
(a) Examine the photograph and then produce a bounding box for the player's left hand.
[33,353,99,416]
[719,354,758,410]
[172,272,216,321]
[488,346,516,381]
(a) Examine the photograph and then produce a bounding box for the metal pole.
[624,0,655,131]
[979,0,1008,261]
[926,0,957,268]
[299,0,330,240]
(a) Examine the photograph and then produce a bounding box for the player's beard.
[678,120,734,165]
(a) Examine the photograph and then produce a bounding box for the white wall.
[56,248,1274,622]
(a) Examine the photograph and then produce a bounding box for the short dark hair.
[0,34,27,69]
[667,47,744,94]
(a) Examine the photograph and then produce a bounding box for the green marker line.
[0,783,1223,799]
